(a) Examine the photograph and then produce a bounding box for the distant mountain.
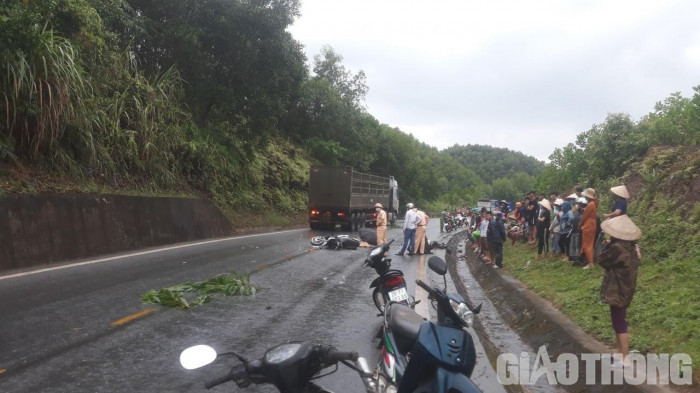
[442,144,545,182]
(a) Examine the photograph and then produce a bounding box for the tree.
[313,45,368,110]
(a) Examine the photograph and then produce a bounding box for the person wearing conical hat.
[536,199,552,260]
[579,188,599,269]
[604,185,629,219]
[598,215,642,366]
[375,203,388,245]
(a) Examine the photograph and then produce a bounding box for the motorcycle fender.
[416,368,481,393]
[370,277,381,288]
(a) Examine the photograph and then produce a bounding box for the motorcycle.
[364,239,419,314]
[375,256,482,393]
[442,216,455,233]
[180,341,375,392]
[310,234,361,250]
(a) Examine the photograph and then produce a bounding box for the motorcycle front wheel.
[310,236,326,246]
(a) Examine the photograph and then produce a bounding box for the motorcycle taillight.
[383,275,405,288]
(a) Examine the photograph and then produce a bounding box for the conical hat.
[601,215,642,241]
[538,199,552,211]
[610,185,630,199]
[583,188,597,199]
[566,193,577,200]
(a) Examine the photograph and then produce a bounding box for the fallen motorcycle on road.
[310,234,361,250]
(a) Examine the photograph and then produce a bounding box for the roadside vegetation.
[504,145,700,379]
[1,1,544,228]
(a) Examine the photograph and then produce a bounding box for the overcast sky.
[287,0,700,161]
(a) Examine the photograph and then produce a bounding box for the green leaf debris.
[142,272,257,309]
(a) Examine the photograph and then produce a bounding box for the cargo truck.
[308,166,399,231]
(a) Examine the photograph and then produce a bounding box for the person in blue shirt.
[605,185,629,219]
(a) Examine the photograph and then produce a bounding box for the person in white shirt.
[396,203,421,256]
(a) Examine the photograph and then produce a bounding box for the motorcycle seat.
[386,303,424,354]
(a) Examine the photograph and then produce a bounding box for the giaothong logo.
[496,346,693,385]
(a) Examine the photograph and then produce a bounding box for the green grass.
[501,241,700,378]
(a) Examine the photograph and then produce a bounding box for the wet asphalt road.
[0,221,501,392]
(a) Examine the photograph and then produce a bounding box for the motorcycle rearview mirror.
[472,303,482,315]
[428,256,447,275]
[180,345,218,370]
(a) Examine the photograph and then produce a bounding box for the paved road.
[0,221,501,392]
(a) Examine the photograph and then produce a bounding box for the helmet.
[406,203,414,209]
[374,202,383,208]
[516,202,522,207]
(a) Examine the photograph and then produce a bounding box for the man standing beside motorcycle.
[397,203,420,256]
[414,207,430,255]
[375,202,388,245]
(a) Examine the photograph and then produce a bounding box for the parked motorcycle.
[442,216,455,233]
[310,234,361,250]
[364,239,419,314]
[180,342,375,392]
[375,256,482,393]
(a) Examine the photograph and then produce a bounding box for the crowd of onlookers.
[459,185,644,368]
[462,185,633,270]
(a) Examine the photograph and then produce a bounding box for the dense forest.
[0,0,544,221]
[1,1,699,225]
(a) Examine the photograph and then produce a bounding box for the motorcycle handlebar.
[415,279,437,297]
[204,364,248,389]
[205,372,233,389]
[317,345,359,362]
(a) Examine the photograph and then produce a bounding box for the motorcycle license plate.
[388,287,409,302]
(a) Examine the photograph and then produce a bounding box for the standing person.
[536,199,552,260]
[558,201,574,261]
[479,210,491,262]
[579,188,599,269]
[488,212,507,268]
[396,203,420,256]
[527,199,537,245]
[604,185,629,219]
[414,207,430,255]
[500,200,510,220]
[375,203,388,245]
[550,199,563,256]
[598,215,642,366]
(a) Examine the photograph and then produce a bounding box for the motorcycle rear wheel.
[372,286,386,313]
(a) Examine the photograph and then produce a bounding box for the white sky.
[287,0,700,161]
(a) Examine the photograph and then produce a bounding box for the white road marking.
[0,228,308,281]
[415,254,430,319]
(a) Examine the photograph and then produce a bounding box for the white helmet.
[406,202,414,209]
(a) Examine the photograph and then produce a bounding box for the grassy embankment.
[499,146,700,380]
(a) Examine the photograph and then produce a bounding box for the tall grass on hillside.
[1,30,86,158]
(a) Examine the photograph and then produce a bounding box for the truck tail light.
[310,210,319,215]
[337,212,345,217]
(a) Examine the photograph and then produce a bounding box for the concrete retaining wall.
[0,194,234,271]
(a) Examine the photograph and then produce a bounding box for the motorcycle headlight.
[450,299,474,327]
[369,246,383,257]
[264,343,302,364]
